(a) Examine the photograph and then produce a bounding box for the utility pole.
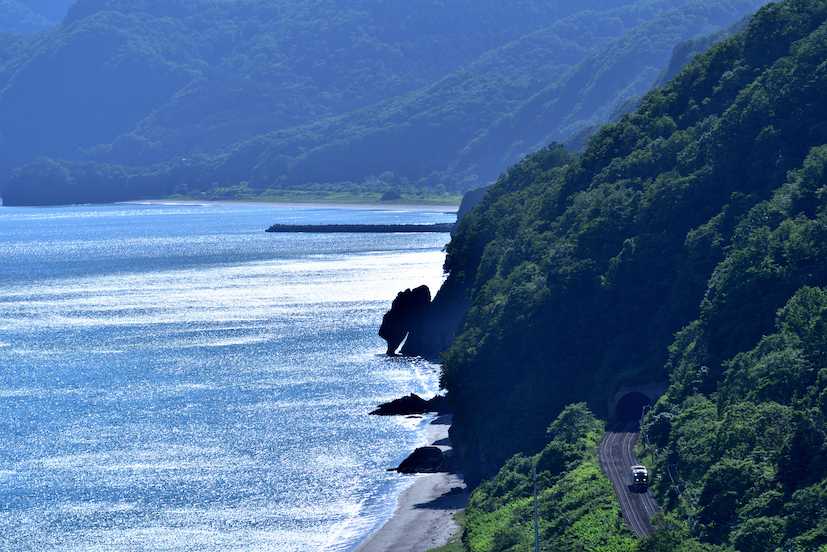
[533,463,540,552]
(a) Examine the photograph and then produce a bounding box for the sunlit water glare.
[0,202,453,551]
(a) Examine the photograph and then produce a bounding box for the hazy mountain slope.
[213,2,660,189]
[20,0,74,21]
[217,0,768,193]
[0,0,73,33]
[108,0,636,163]
[0,10,200,165]
[0,0,49,33]
[563,18,753,152]
[1,0,622,169]
[1,0,769,204]
[456,0,768,182]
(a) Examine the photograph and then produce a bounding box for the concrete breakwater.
[266,223,455,233]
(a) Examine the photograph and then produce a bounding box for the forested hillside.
[0,0,72,32]
[0,0,765,205]
[21,0,72,21]
[424,0,827,549]
[0,1,46,33]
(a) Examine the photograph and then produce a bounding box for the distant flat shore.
[266,223,455,233]
[124,199,460,212]
[158,192,462,207]
[356,417,467,552]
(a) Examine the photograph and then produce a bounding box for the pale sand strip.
[356,416,468,552]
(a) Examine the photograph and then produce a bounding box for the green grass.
[461,406,638,552]
[429,542,465,552]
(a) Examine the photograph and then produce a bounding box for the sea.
[0,201,454,552]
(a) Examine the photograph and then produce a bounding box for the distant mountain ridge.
[1,0,768,205]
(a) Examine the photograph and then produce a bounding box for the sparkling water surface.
[0,202,453,551]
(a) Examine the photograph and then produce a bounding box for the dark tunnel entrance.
[615,392,651,426]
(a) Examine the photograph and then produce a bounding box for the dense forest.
[420,0,827,550]
[0,1,47,33]
[0,0,766,205]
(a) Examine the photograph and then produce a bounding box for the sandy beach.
[356,416,468,552]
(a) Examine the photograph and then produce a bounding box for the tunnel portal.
[615,391,652,425]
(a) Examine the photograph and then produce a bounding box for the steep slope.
[215,0,767,193]
[432,0,827,498]
[426,0,827,550]
[448,0,761,181]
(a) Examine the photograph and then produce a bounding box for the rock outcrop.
[378,278,470,358]
[377,189,489,358]
[379,285,432,355]
[393,446,449,474]
[370,393,449,416]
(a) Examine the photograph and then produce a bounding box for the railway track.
[598,424,660,537]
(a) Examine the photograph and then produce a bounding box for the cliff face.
[379,285,432,356]
[378,186,488,359]
[456,186,489,221]
[378,277,470,360]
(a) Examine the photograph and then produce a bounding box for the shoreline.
[123,199,460,212]
[0,199,458,213]
[355,416,468,552]
[158,193,461,207]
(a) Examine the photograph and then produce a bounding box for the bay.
[0,201,453,551]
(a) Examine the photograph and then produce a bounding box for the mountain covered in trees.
[0,0,767,205]
[415,0,827,550]
[0,0,72,33]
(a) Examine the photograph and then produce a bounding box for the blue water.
[0,202,453,551]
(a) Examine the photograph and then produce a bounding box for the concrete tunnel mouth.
[614,391,652,426]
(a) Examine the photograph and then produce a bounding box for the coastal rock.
[407,278,471,359]
[379,285,432,355]
[427,394,449,413]
[394,446,447,474]
[378,262,471,360]
[370,393,449,416]
[371,393,429,415]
